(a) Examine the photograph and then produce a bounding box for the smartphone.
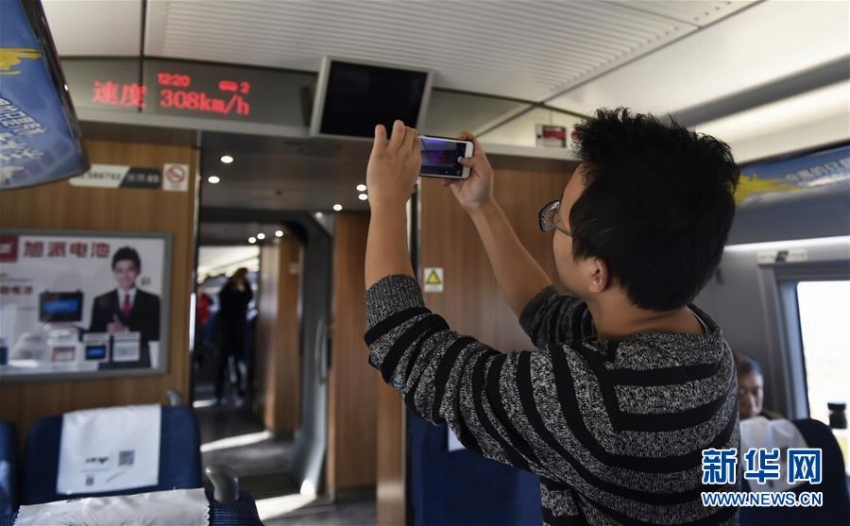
[419,136,474,179]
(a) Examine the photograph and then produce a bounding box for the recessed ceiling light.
[248,237,256,244]
[208,175,220,184]
[358,193,368,201]
[220,154,234,164]
[275,230,284,237]
[315,212,323,218]
[356,184,367,192]
[257,233,266,240]
[333,204,343,211]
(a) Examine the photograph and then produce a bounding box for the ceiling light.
[315,212,323,218]
[333,204,343,211]
[208,175,220,184]
[356,184,367,192]
[220,154,234,164]
[724,236,850,252]
[257,233,266,240]
[275,230,284,237]
[248,237,256,244]
[358,193,368,201]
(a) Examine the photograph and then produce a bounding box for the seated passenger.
[735,351,782,420]
[363,110,741,524]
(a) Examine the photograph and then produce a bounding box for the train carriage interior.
[0,0,848,525]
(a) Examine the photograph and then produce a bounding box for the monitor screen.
[310,58,432,139]
[39,291,84,323]
[85,345,108,361]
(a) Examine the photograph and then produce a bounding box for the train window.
[796,280,850,424]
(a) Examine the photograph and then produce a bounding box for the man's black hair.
[570,108,740,311]
[112,246,142,272]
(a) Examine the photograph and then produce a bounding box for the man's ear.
[587,258,609,293]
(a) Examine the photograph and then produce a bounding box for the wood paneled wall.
[255,237,302,433]
[328,212,377,491]
[376,382,405,526]
[0,140,197,442]
[419,166,573,348]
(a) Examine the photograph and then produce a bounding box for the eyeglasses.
[538,200,573,237]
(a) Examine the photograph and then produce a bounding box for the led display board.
[62,58,315,128]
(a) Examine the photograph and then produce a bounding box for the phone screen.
[420,137,469,177]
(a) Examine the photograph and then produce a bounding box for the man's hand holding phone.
[367,120,421,209]
[444,132,496,213]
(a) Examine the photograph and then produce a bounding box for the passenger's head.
[231,267,249,283]
[111,247,141,291]
[735,351,764,420]
[551,108,739,311]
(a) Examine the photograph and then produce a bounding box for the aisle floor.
[195,402,376,525]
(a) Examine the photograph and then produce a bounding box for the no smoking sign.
[163,163,189,192]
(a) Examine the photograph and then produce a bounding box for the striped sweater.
[364,274,740,525]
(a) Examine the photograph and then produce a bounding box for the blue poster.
[0,0,88,190]
[737,145,850,206]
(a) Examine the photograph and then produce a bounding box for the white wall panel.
[479,107,584,149]
[143,0,704,101]
[696,81,850,162]
[43,0,142,56]
[612,1,753,25]
[547,1,849,115]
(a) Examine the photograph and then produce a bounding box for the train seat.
[21,404,202,505]
[2,405,263,525]
[0,421,18,517]
[3,485,263,526]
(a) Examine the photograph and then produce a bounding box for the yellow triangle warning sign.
[426,269,442,285]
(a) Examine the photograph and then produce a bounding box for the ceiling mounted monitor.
[0,0,89,190]
[309,57,433,140]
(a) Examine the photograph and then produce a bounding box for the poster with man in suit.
[89,246,161,369]
[0,231,169,380]
[89,247,159,341]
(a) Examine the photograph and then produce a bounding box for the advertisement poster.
[736,145,850,206]
[0,231,170,381]
[0,0,89,189]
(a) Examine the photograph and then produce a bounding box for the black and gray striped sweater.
[364,274,740,525]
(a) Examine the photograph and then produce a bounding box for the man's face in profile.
[552,166,584,296]
[113,259,139,291]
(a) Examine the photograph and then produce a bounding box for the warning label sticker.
[424,267,443,293]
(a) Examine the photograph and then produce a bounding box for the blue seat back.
[408,411,541,526]
[0,421,18,516]
[740,418,850,526]
[22,405,202,504]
